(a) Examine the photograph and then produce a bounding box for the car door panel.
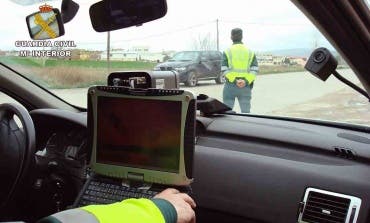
[209,52,222,77]
[197,52,213,78]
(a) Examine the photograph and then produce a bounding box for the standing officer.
[222,28,258,113]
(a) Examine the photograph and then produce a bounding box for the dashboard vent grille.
[299,188,361,223]
[302,191,350,223]
[333,147,356,159]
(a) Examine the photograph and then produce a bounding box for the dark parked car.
[154,51,224,86]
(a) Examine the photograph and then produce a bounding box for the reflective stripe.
[250,65,259,72]
[230,69,249,73]
[51,209,99,223]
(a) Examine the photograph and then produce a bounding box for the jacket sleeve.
[36,198,177,223]
[249,54,259,75]
[222,52,229,67]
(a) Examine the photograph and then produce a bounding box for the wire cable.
[332,70,370,101]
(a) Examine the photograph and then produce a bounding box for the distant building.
[131,46,150,52]
[79,52,90,60]
[101,50,137,61]
[89,52,101,61]
[70,49,81,60]
[5,51,18,56]
[289,57,307,66]
[70,49,102,61]
[141,52,166,62]
[256,54,274,66]
[256,53,287,66]
[272,56,287,65]
[101,46,167,62]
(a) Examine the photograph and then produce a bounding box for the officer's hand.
[154,188,196,223]
[236,79,246,88]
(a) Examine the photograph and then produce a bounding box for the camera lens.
[313,50,326,63]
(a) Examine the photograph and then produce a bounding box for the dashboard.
[28,109,88,218]
[28,108,370,222]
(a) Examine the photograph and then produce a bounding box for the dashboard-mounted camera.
[108,71,179,89]
[305,47,338,81]
[305,47,369,101]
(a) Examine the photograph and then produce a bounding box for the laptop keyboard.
[77,180,159,206]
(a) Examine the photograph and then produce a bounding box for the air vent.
[298,188,361,223]
[333,147,356,160]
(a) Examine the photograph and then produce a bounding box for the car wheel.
[215,72,225,84]
[185,71,198,87]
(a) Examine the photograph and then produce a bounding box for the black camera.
[305,47,338,81]
[107,71,179,89]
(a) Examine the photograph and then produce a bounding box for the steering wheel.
[0,103,36,216]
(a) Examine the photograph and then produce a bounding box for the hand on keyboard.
[154,188,196,223]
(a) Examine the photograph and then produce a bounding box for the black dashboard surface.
[30,109,87,150]
[193,115,370,222]
[29,109,370,222]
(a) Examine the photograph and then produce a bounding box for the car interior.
[0,0,370,222]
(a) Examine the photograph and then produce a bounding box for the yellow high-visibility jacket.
[224,43,257,84]
[37,198,177,223]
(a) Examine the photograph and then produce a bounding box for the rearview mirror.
[89,0,167,32]
[61,0,80,24]
[26,6,65,40]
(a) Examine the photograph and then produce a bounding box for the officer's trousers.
[222,82,252,113]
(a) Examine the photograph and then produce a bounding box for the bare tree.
[191,32,217,51]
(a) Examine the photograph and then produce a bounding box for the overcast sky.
[1,0,334,52]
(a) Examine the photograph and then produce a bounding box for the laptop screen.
[96,96,182,173]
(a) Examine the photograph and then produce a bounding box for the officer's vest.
[225,44,256,84]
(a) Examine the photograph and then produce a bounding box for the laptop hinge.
[127,172,144,182]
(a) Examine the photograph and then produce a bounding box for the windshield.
[170,52,199,61]
[0,0,369,126]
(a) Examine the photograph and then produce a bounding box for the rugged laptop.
[73,86,196,207]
